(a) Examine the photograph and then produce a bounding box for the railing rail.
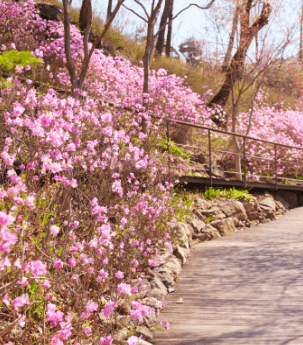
[160,117,303,189]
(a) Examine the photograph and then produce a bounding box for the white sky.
[73,0,301,62]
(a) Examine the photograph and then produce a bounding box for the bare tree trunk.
[165,1,173,57]
[255,31,259,60]
[222,6,239,72]
[208,0,272,109]
[107,0,113,21]
[155,0,172,55]
[79,0,91,32]
[143,21,154,94]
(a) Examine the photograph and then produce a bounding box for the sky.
[72,0,302,62]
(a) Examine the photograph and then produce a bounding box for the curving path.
[153,207,303,345]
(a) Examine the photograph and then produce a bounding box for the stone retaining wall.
[118,192,289,344]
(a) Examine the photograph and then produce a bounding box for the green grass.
[0,50,42,73]
[160,139,190,160]
[204,186,253,201]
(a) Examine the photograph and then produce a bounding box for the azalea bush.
[0,71,186,344]
[0,1,195,344]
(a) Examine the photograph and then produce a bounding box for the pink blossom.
[102,300,117,318]
[148,259,158,267]
[31,260,47,276]
[42,280,51,289]
[100,335,113,344]
[25,195,35,207]
[18,277,29,287]
[86,301,98,313]
[117,283,132,295]
[165,322,170,329]
[53,260,64,269]
[51,337,64,345]
[50,225,60,235]
[83,326,92,334]
[0,212,15,226]
[2,294,10,305]
[127,336,140,345]
[19,315,26,327]
[13,293,29,311]
[68,256,77,267]
[115,270,124,279]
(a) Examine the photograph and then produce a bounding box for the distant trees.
[62,0,124,94]
[123,0,215,95]
[208,0,272,109]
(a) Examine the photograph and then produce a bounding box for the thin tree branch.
[172,0,215,20]
[134,0,150,18]
[122,4,148,22]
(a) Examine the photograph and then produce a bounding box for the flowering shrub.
[0,1,197,344]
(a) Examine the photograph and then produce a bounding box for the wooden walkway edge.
[153,207,303,345]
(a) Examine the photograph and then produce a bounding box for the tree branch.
[122,3,148,22]
[134,0,150,19]
[172,0,215,20]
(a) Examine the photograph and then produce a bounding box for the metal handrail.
[161,117,303,151]
[161,117,303,189]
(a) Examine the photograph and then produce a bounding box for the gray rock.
[202,224,221,239]
[132,290,149,300]
[160,257,182,277]
[139,340,154,345]
[191,153,206,164]
[189,218,205,233]
[243,198,261,216]
[233,217,240,227]
[113,327,129,342]
[250,220,259,227]
[212,212,226,220]
[247,211,259,221]
[173,222,191,237]
[142,297,163,310]
[173,222,191,249]
[150,277,168,295]
[219,199,247,220]
[200,206,222,217]
[194,197,211,210]
[192,209,207,221]
[192,232,210,242]
[117,298,132,315]
[35,4,63,22]
[173,245,189,264]
[143,314,157,328]
[136,325,153,342]
[154,271,174,288]
[275,200,286,211]
[210,218,236,236]
[258,195,276,212]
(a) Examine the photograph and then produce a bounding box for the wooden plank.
[153,207,303,344]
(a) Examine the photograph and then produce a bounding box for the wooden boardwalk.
[153,207,303,345]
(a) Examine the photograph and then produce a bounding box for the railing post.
[166,121,170,173]
[208,129,212,186]
[243,137,247,187]
[275,144,278,190]
[166,121,170,153]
